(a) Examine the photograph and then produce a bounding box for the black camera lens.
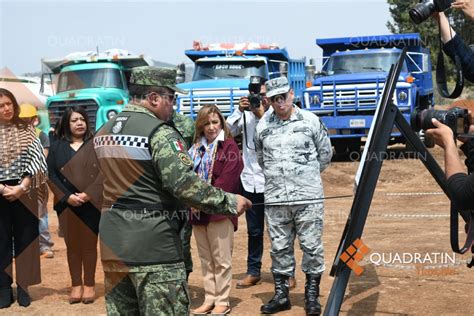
[409,1,436,24]
[411,107,469,136]
[248,94,261,109]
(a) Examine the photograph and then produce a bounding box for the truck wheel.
[333,139,361,160]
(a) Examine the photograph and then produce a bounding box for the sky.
[0,0,392,75]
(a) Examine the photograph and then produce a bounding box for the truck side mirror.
[40,73,52,97]
[176,63,186,84]
[279,62,288,77]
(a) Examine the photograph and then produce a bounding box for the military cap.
[265,76,290,98]
[129,66,185,94]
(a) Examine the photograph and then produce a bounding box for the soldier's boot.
[304,274,322,316]
[260,274,291,314]
[0,287,14,309]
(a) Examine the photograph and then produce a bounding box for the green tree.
[387,0,474,63]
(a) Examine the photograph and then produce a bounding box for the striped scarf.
[0,123,48,189]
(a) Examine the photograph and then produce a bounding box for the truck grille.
[320,83,385,107]
[178,96,241,117]
[48,99,98,129]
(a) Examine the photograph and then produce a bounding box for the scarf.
[0,123,48,189]
[188,130,224,183]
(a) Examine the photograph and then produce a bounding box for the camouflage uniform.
[254,104,332,276]
[94,67,238,315]
[170,110,195,276]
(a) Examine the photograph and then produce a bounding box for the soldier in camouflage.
[169,110,195,279]
[93,66,251,316]
[254,76,332,315]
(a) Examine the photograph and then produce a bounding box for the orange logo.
[340,238,370,276]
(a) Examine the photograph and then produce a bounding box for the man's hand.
[3,185,24,202]
[452,0,474,20]
[250,102,266,119]
[76,192,90,203]
[238,96,250,112]
[67,194,85,207]
[235,194,252,216]
[425,118,456,149]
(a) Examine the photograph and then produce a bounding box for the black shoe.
[260,274,291,314]
[0,288,14,309]
[17,287,31,307]
[304,274,322,316]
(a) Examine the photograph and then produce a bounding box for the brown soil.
[3,146,474,315]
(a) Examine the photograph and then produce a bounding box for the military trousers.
[265,203,325,276]
[104,270,189,316]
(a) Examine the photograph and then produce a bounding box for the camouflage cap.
[129,66,185,94]
[265,76,290,98]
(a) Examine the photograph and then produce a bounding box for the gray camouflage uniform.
[254,106,332,275]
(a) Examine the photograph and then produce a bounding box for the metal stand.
[324,49,451,315]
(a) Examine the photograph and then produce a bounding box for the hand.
[67,194,85,207]
[76,192,90,203]
[2,185,24,202]
[190,207,200,214]
[424,119,456,149]
[235,194,252,216]
[238,97,250,112]
[452,0,474,20]
[250,102,266,119]
[457,111,474,143]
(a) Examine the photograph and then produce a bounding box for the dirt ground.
[3,145,474,315]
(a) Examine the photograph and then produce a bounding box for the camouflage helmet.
[265,76,290,98]
[129,66,185,94]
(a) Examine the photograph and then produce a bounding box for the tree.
[387,0,474,64]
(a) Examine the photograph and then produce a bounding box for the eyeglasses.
[159,93,176,102]
[270,93,288,104]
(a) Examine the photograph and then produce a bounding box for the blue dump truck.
[176,42,306,118]
[303,33,434,155]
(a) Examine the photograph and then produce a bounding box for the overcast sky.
[0,0,392,75]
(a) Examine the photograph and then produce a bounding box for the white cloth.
[226,108,271,193]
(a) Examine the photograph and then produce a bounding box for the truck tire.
[333,138,361,159]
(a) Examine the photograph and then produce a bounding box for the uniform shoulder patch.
[169,138,186,153]
[112,115,130,134]
[178,152,193,167]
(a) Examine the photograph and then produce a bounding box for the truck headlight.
[398,90,408,102]
[107,110,118,120]
[313,94,321,104]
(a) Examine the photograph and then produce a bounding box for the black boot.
[304,274,322,315]
[0,287,14,309]
[17,287,31,307]
[260,274,291,314]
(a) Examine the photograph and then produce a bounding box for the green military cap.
[129,66,186,94]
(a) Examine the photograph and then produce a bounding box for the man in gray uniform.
[254,76,332,315]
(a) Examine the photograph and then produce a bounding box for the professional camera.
[247,76,263,110]
[409,0,453,24]
[411,107,470,137]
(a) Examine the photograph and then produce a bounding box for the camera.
[409,0,453,24]
[247,76,263,110]
[411,107,470,137]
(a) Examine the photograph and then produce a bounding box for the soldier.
[93,66,251,315]
[227,77,296,289]
[254,77,332,315]
[169,110,195,280]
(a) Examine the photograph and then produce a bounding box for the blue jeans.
[243,190,265,276]
[38,200,54,252]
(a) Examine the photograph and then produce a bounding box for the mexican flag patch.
[171,139,185,152]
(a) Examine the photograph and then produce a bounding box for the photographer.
[432,0,474,82]
[226,77,297,289]
[425,117,474,209]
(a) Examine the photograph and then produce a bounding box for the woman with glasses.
[188,105,243,316]
[0,88,48,308]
